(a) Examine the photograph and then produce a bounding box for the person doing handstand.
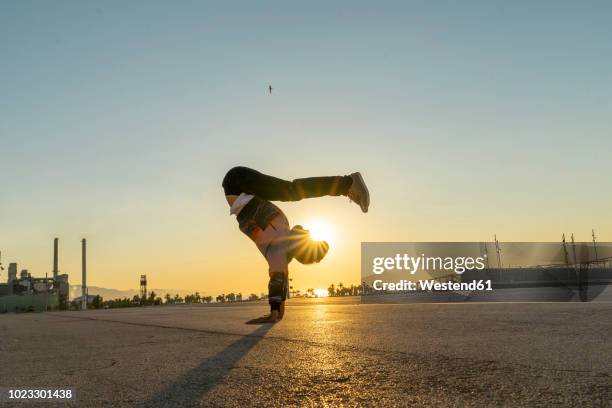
[222,166,370,323]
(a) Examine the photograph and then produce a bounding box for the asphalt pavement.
[0,298,610,407]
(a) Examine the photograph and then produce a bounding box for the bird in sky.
[268,85,273,94]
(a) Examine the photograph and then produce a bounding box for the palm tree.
[91,295,102,309]
[328,284,335,297]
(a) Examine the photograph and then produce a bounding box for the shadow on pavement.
[141,324,272,407]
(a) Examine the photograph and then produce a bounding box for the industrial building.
[0,238,70,312]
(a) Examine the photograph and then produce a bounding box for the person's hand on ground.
[245,310,281,324]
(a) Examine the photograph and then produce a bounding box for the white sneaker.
[347,172,370,213]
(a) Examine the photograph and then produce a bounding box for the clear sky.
[1,1,611,296]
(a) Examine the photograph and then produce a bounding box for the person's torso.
[236,196,282,238]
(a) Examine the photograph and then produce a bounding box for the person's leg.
[223,166,353,202]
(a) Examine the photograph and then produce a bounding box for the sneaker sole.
[354,172,370,213]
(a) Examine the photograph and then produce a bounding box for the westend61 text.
[372,279,493,291]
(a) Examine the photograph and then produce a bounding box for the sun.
[313,288,329,297]
[303,219,335,243]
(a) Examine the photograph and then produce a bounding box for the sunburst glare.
[303,219,335,243]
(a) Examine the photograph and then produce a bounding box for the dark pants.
[222,166,352,201]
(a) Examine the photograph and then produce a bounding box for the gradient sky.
[1,1,611,296]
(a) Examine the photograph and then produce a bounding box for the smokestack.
[7,263,17,294]
[8,263,17,283]
[81,238,87,310]
[53,238,59,279]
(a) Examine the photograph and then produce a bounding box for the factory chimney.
[8,263,17,284]
[81,238,87,310]
[53,237,59,279]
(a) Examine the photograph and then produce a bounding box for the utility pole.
[483,242,490,269]
[562,234,570,266]
[82,239,87,310]
[571,233,578,267]
[494,235,502,268]
[592,229,599,262]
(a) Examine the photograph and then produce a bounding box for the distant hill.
[69,285,193,300]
